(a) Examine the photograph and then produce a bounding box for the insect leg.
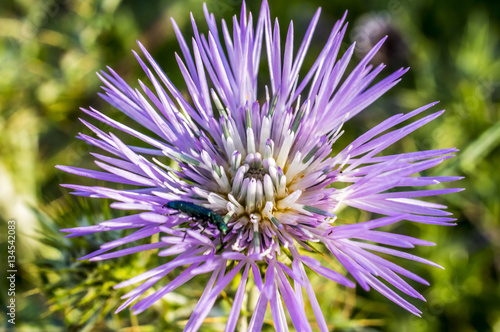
[219,231,225,246]
[163,212,181,217]
[197,218,211,234]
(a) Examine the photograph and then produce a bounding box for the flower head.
[58,1,462,330]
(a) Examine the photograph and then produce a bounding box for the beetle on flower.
[57,1,462,330]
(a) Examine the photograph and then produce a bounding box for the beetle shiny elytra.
[163,201,228,237]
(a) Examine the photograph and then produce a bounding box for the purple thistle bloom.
[58,1,462,329]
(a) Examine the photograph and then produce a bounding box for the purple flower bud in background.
[352,13,408,67]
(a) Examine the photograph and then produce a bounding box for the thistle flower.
[58,1,462,330]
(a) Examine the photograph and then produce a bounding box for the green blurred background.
[1,0,499,331]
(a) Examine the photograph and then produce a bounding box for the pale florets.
[198,94,340,257]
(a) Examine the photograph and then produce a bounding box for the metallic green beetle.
[163,201,228,238]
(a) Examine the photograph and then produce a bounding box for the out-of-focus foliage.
[1,0,499,331]
[26,197,222,331]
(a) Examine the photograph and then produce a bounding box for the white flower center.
[228,147,299,227]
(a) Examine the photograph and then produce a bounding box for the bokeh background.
[1,0,499,331]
